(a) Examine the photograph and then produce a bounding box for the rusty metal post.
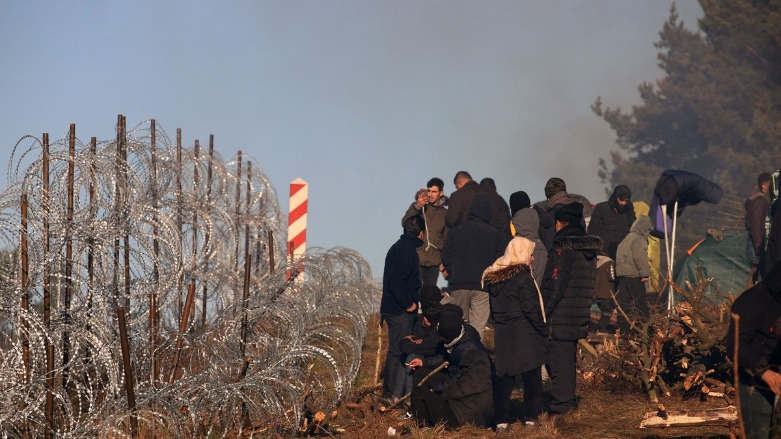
[112,115,122,312]
[190,140,199,327]
[117,307,138,436]
[20,193,30,439]
[62,123,75,388]
[169,281,196,384]
[20,193,30,383]
[235,151,242,270]
[240,224,252,357]
[121,116,131,310]
[176,128,183,321]
[43,133,54,439]
[150,120,160,385]
[268,230,275,273]
[201,135,214,327]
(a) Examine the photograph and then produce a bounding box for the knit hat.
[509,191,531,216]
[759,172,772,186]
[420,285,443,308]
[554,202,584,224]
[613,185,631,201]
[437,311,464,343]
[544,177,567,199]
[441,303,464,319]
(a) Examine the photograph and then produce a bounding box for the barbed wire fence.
[0,116,378,437]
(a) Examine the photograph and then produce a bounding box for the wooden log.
[640,406,737,429]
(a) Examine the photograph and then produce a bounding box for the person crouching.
[407,311,494,429]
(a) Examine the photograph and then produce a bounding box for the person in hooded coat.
[726,262,781,439]
[541,202,601,414]
[510,190,555,253]
[483,236,549,431]
[588,185,636,261]
[407,311,494,429]
[441,195,507,340]
[511,207,548,280]
[615,216,653,332]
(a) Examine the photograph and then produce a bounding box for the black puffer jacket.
[541,225,601,341]
[485,265,549,376]
[427,325,494,427]
[726,262,781,386]
[588,185,635,260]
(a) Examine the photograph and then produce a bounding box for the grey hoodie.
[615,216,653,278]
[511,207,547,279]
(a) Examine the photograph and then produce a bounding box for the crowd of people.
[380,169,780,435]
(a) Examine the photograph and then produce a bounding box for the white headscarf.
[481,236,535,283]
[481,236,546,323]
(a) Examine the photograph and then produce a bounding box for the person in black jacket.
[745,172,771,286]
[441,196,507,340]
[480,177,512,240]
[541,202,601,414]
[726,262,781,439]
[483,236,549,431]
[380,215,425,401]
[588,185,635,261]
[408,312,494,429]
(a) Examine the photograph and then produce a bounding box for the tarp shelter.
[673,232,750,302]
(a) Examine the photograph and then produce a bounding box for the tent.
[673,231,750,302]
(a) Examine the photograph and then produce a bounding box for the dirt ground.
[326,314,734,439]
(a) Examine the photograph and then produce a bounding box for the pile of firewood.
[581,267,735,404]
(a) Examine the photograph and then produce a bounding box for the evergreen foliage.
[594,2,781,201]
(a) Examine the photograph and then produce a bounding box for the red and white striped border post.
[287,178,308,281]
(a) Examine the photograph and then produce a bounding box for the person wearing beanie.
[483,236,549,431]
[509,191,531,216]
[380,215,425,402]
[441,195,507,341]
[510,190,554,256]
[407,310,494,429]
[588,184,637,260]
[746,172,772,285]
[419,285,444,309]
[541,201,602,415]
[541,177,575,252]
[402,177,449,286]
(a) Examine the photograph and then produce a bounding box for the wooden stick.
[732,313,745,439]
[385,361,450,411]
[373,317,383,386]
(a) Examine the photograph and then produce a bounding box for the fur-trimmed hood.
[482,264,530,285]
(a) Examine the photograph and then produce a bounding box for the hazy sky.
[0,1,703,279]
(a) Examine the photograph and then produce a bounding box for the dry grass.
[327,314,733,439]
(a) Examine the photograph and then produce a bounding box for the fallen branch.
[384,361,449,412]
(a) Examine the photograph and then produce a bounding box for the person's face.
[762,181,771,193]
[555,220,566,232]
[617,197,629,207]
[427,186,442,204]
[454,178,466,190]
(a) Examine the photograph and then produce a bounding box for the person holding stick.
[407,310,494,429]
[726,262,781,439]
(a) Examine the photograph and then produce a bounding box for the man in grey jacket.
[615,215,653,332]
[403,177,449,286]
